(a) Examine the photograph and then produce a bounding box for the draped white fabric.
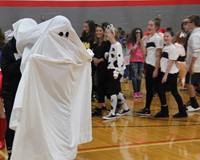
[9,16,92,160]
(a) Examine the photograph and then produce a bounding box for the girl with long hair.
[155,28,187,118]
[127,28,145,98]
[92,25,111,116]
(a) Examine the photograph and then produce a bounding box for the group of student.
[81,14,200,121]
[80,21,131,120]
[136,15,200,117]
[0,14,199,159]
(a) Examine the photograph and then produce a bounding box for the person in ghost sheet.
[9,16,93,160]
[102,24,130,120]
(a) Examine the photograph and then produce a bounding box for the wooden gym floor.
[1,80,200,160]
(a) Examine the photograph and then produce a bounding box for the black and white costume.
[103,41,129,119]
[107,41,125,77]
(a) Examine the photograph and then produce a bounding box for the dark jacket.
[1,37,21,95]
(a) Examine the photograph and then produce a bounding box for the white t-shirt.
[145,33,163,67]
[160,44,179,74]
[186,27,200,73]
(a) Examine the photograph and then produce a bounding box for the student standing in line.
[184,15,200,112]
[176,19,189,46]
[80,20,96,49]
[127,28,146,98]
[155,28,187,118]
[92,24,111,116]
[177,18,193,107]
[80,20,97,100]
[136,17,163,116]
[103,24,130,120]
[121,35,130,82]
[175,19,190,91]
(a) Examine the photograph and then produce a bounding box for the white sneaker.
[102,112,116,120]
[187,106,200,112]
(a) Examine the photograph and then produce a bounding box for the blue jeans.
[129,62,144,92]
[123,65,130,79]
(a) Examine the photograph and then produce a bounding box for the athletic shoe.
[137,92,142,98]
[154,111,169,118]
[7,149,12,160]
[103,112,116,120]
[116,109,130,116]
[92,108,102,116]
[134,93,139,98]
[136,108,150,116]
[187,106,200,112]
[173,112,188,118]
[153,92,158,97]
[154,106,169,118]
[102,105,107,110]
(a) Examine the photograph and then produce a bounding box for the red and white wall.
[0,0,200,35]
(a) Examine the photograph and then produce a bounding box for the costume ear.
[65,32,69,37]
[58,32,64,36]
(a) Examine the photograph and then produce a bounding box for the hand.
[162,75,167,83]
[86,48,94,57]
[136,34,141,42]
[153,69,158,78]
[104,52,109,59]
[139,38,144,44]
[93,57,99,66]
[189,65,194,75]
[113,71,118,79]
[142,35,148,41]
[113,74,118,79]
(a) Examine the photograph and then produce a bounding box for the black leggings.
[97,68,108,103]
[158,72,183,107]
[145,64,159,109]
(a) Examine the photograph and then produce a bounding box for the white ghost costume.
[9,16,92,160]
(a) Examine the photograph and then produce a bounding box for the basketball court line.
[78,138,200,153]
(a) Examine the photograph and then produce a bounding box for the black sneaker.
[92,108,102,116]
[102,112,116,120]
[153,92,158,97]
[7,149,12,160]
[154,111,169,118]
[102,105,107,110]
[116,109,130,116]
[173,112,188,118]
[136,108,150,116]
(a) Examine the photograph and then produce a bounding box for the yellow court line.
[78,139,200,153]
